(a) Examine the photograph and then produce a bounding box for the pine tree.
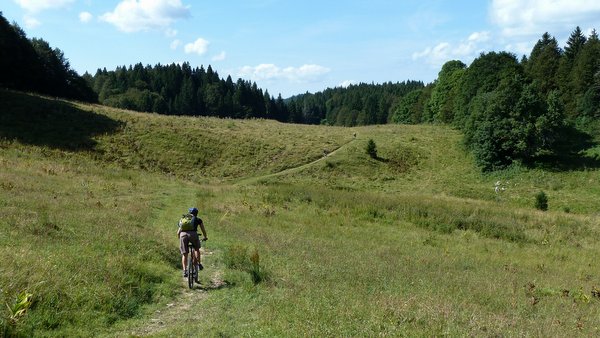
[564,26,587,60]
[572,29,600,116]
[558,26,588,114]
[525,32,561,95]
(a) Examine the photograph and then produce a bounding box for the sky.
[3,0,600,98]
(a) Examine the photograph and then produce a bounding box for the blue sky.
[3,0,600,97]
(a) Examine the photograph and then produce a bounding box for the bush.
[535,191,548,211]
[366,139,378,159]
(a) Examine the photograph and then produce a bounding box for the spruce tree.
[525,32,561,95]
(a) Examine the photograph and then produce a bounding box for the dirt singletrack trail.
[127,248,227,337]
[235,136,357,185]
[125,136,358,336]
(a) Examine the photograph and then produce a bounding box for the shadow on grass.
[195,279,230,292]
[529,126,600,171]
[0,89,121,150]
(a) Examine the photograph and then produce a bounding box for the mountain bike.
[186,238,205,289]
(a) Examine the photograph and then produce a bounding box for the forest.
[0,13,96,102]
[1,10,599,171]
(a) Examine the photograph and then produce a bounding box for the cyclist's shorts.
[179,231,201,254]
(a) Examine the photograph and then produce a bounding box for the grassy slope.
[2,89,600,336]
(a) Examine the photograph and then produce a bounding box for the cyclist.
[177,207,208,280]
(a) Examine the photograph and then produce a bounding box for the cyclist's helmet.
[188,207,198,215]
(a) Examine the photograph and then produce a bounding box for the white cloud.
[100,0,190,33]
[412,31,492,66]
[79,11,93,23]
[490,0,600,37]
[211,51,226,61]
[184,38,209,55]
[237,64,330,83]
[13,0,74,12]
[468,31,490,42]
[170,39,181,50]
[412,42,450,65]
[504,42,533,56]
[23,15,41,28]
[338,80,357,88]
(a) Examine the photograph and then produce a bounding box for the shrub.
[535,191,548,211]
[366,139,378,159]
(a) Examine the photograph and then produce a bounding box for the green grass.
[2,89,600,336]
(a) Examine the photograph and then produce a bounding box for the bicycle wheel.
[187,256,195,289]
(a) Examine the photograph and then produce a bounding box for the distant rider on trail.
[177,207,208,280]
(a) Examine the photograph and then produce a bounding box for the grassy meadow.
[1,89,600,336]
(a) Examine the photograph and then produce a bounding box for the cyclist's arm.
[177,227,181,238]
[198,220,208,240]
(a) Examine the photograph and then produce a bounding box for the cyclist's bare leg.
[193,248,200,265]
[181,253,188,274]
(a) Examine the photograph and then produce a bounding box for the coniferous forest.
[1,10,599,171]
[0,13,96,102]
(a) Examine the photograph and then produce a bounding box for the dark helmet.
[188,207,198,215]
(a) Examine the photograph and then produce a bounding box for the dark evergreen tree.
[0,12,95,101]
[525,32,561,95]
[558,26,588,114]
[573,30,600,116]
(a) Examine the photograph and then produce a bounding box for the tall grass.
[3,90,600,336]
[143,181,600,336]
[0,142,190,336]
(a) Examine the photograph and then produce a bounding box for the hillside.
[2,90,600,336]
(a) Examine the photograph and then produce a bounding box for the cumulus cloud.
[490,0,600,37]
[23,15,41,29]
[79,11,93,23]
[412,31,491,66]
[468,31,491,42]
[13,0,74,12]
[339,80,357,88]
[211,51,226,61]
[184,38,209,55]
[504,42,533,56]
[237,64,331,83]
[100,0,191,33]
[412,42,451,65]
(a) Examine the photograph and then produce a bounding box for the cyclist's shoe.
[198,263,204,271]
[183,271,188,278]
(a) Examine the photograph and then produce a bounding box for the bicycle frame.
[186,240,201,289]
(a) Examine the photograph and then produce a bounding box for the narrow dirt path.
[121,137,357,336]
[126,248,227,337]
[234,137,356,185]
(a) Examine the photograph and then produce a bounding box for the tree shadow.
[0,90,121,150]
[529,125,600,171]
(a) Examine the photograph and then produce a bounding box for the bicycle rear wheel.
[187,256,195,289]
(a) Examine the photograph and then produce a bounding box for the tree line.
[3,8,599,171]
[89,63,291,121]
[0,12,96,102]
[409,27,600,170]
[89,61,425,126]
[286,81,425,125]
